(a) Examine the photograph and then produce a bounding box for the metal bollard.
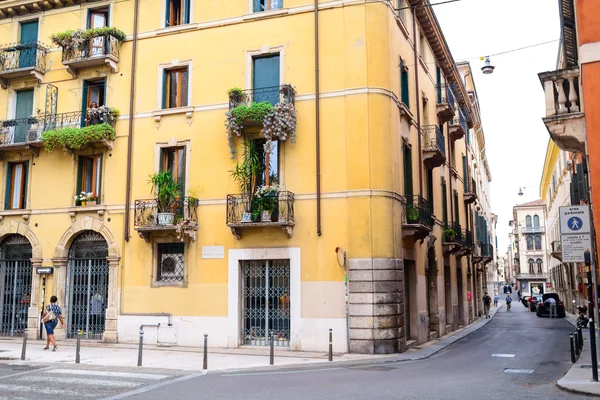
[203,334,208,370]
[575,331,581,357]
[578,328,584,351]
[328,328,333,362]
[137,328,144,367]
[20,329,27,361]
[269,332,274,365]
[570,333,576,363]
[76,332,81,364]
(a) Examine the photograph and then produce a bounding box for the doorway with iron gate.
[0,235,32,337]
[66,231,108,340]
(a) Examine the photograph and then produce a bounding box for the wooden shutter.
[178,148,185,198]
[400,61,409,107]
[76,157,83,196]
[96,156,102,203]
[254,0,262,12]
[21,162,28,209]
[426,168,433,210]
[403,143,413,199]
[436,66,441,102]
[4,163,12,210]
[560,0,578,67]
[442,181,447,225]
[462,155,467,192]
[81,81,89,128]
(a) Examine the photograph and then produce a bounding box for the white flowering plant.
[254,184,280,212]
[75,192,98,203]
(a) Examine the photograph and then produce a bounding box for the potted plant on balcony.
[444,228,456,242]
[255,185,279,222]
[227,87,245,108]
[148,171,180,226]
[407,204,419,222]
[229,141,261,223]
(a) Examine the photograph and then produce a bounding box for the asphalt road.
[131,294,588,400]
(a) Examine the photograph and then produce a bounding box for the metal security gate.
[0,235,32,337]
[241,259,290,347]
[66,231,108,340]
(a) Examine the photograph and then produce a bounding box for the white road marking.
[0,366,53,380]
[491,354,515,358]
[44,369,169,380]
[505,369,534,374]
[224,367,345,377]
[18,375,141,388]
[101,373,204,400]
[0,383,96,397]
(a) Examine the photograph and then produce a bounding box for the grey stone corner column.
[50,257,68,340]
[26,257,43,339]
[103,256,120,343]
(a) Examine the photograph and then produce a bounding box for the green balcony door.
[253,55,280,105]
[19,21,38,69]
[14,89,34,143]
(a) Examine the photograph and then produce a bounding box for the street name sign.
[560,205,591,234]
[36,267,54,274]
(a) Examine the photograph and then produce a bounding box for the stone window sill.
[0,209,31,223]
[155,24,197,36]
[152,107,194,122]
[243,8,288,21]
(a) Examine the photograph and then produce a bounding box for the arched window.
[528,259,534,274]
[526,215,532,227]
[527,236,534,250]
[536,258,543,274]
[533,215,540,227]
[534,235,542,250]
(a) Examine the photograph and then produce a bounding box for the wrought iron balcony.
[0,41,48,88]
[481,243,493,260]
[134,196,199,241]
[436,84,456,123]
[449,107,468,141]
[538,67,585,153]
[521,226,545,234]
[0,108,116,153]
[229,84,295,110]
[422,125,446,168]
[551,240,562,261]
[443,222,464,255]
[403,195,433,241]
[464,229,473,249]
[464,177,477,204]
[62,34,121,78]
[226,191,295,239]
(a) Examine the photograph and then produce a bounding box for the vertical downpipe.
[412,6,423,196]
[124,0,140,242]
[315,0,322,236]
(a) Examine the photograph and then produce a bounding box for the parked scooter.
[577,305,589,328]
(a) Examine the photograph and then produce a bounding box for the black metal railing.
[464,229,473,248]
[436,84,456,112]
[451,108,469,133]
[423,125,446,157]
[444,222,464,244]
[226,191,295,225]
[405,195,433,227]
[464,177,477,196]
[482,243,493,258]
[62,34,120,63]
[0,41,48,73]
[0,108,115,146]
[134,197,199,228]
[228,84,296,109]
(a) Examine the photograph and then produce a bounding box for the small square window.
[157,243,185,282]
[162,67,189,109]
[254,0,282,12]
[166,0,190,27]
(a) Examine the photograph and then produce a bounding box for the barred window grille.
[157,243,185,282]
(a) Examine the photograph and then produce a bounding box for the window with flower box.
[76,155,102,205]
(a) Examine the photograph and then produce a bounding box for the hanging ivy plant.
[50,27,127,50]
[41,123,115,153]
[225,102,274,158]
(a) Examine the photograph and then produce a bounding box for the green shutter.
[21,162,28,209]
[178,149,185,198]
[401,62,409,107]
[442,181,447,225]
[81,81,89,128]
[426,168,433,210]
[162,69,168,109]
[184,0,190,23]
[76,156,83,196]
[403,144,413,199]
[462,155,468,192]
[254,0,261,12]
[96,156,102,204]
[4,163,12,210]
[165,0,171,26]
[454,191,459,224]
[436,66,442,102]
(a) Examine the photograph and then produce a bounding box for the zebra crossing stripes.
[44,369,170,380]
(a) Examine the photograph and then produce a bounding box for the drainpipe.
[124,0,140,242]
[315,0,321,236]
[412,6,423,196]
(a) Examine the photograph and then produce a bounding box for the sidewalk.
[0,307,499,373]
[557,312,600,396]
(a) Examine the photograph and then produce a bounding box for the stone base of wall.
[348,258,404,354]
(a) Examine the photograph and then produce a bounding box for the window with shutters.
[426,168,433,210]
[441,179,447,225]
[403,142,413,199]
[161,146,186,195]
[165,0,190,27]
[5,162,28,210]
[453,190,459,225]
[254,0,282,12]
[155,242,185,285]
[77,155,102,204]
[162,67,189,109]
[400,58,409,107]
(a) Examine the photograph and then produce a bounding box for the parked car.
[529,295,543,312]
[536,293,566,318]
[521,296,531,308]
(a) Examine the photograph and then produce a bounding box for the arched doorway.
[66,231,108,340]
[0,235,32,336]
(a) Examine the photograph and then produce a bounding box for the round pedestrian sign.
[568,216,583,231]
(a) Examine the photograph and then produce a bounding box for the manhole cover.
[350,365,397,372]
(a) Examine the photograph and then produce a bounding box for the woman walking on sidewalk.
[42,296,65,352]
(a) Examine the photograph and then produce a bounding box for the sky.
[434,0,560,255]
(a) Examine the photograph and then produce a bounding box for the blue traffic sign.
[568,217,583,231]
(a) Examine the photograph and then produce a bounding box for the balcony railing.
[444,222,464,245]
[423,125,446,157]
[481,243,493,258]
[62,34,120,63]
[229,84,296,110]
[0,41,48,73]
[464,229,473,248]
[134,197,199,240]
[0,109,113,147]
[436,84,456,110]
[521,226,544,234]
[405,195,433,228]
[226,191,295,238]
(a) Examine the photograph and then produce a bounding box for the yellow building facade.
[0,0,495,354]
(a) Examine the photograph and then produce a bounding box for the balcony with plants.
[0,41,48,88]
[134,171,199,241]
[50,27,126,78]
[0,105,118,154]
[422,125,446,169]
[449,107,468,141]
[443,221,464,255]
[225,84,296,158]
[436,84,456,123]
[402,195,433,241]
[226,141,294,239]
